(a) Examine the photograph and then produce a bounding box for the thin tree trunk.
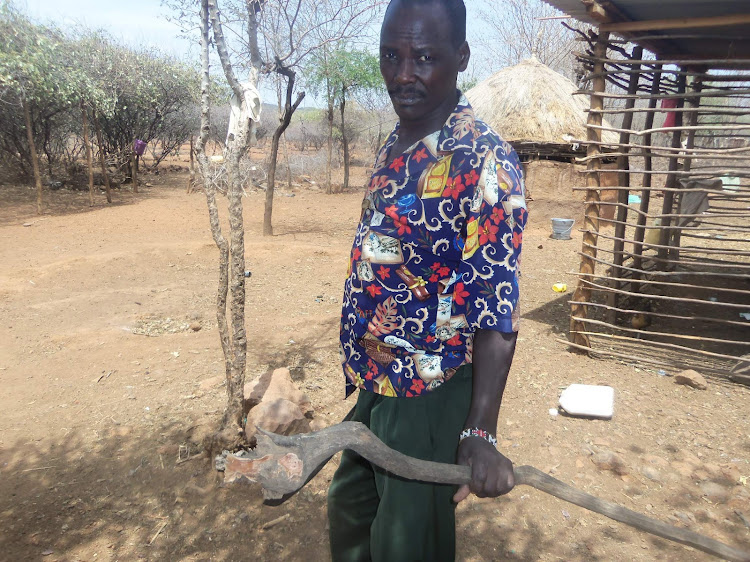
[283,131,292,190]
[81,101,95,207]
[264,68,305,236]
[187,135,195,194]
[327,101,334,194]
[92,108,112,204]
[340,90,349,192]
[131,148,138,193]
[23,99,43,215]
[208,0,263,444]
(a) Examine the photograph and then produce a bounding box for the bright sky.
[22,0,192,57]
[20,0,497,106]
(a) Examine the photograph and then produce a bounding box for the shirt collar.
[375,93,478,175]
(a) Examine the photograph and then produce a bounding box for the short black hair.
[386,0,466,48]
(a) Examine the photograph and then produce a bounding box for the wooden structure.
[542,0,750,379]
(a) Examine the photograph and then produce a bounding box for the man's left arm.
[453,327,517,502]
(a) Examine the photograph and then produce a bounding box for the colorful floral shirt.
[340,96,527,398]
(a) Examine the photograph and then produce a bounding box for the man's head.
[380,0,470,129]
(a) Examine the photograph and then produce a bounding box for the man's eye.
[418,55,433,63]
[381,52,397,61]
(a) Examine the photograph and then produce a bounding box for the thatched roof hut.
[465,57,618,160]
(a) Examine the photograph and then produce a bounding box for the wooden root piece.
[224,422,750,562]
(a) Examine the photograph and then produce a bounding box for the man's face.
[380,1,469,126]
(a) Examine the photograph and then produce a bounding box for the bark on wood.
[206,0,258,447]
[570,31,609,349]
[23,99,44,215]
[224,423,750,562]
[81,101,95,207]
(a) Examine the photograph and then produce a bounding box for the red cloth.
[661,98,678,128]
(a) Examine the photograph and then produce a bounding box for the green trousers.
[327,364,473,562]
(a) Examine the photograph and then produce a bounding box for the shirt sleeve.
[452,144,527,333]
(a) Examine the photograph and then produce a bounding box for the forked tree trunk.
[92,108,113,204]
[204,0,264,450]
[22,99,43,214]
[81,101,95,207]
[264,68,305,236]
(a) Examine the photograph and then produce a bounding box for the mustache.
[388,87,424,98]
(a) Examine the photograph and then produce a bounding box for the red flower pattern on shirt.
[479,219,499,245]
[443,175,465,200]
[464,169,480,186]
[412,148,428,163]
[453,282,470,306]
[389,156,405,173]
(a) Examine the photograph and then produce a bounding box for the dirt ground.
[1,162,749,562]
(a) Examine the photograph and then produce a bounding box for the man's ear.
[458,41,470,72]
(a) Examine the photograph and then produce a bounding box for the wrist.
[459,427,498,448]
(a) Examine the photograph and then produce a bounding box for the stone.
[199,375,223,391]
[247,398,310,436]
[592,450,629,475]
[244,367,313,417]
[699,482,729,503]
[674,369,708,390]
[640,465,662,482]
[189,322,201,332]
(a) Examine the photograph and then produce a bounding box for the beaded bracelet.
[459,427,498,447]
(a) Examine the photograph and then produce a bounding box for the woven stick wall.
[567,32,750,382]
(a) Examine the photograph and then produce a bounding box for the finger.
[471,461,489,497]
[453,484,470,503]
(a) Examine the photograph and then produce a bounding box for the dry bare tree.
[474,0,577,78]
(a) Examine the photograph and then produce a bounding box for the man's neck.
[396,90,460,150]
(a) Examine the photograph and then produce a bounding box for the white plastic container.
[559,384,614,419]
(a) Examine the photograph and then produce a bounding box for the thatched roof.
[465,57,619,150]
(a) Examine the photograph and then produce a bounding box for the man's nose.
[395,58,416,84]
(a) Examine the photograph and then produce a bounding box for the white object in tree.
[559,384,614,419]
[226,68,262,147]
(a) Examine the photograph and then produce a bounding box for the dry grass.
[466,57,619,145]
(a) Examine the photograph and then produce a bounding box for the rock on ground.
[674,369,708,390]
[244,367,313,417]
[247,398,311,436]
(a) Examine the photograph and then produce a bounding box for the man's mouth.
[390,90,423,105]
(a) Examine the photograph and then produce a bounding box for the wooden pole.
[81,101,95,207]
[570,30,609,349]
[92,108,112,204]
[656,73,687,264]
[22,99,44,215]
[671,74,703,258]
[608,45,643,323]
[632,67,662,291]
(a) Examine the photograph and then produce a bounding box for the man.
[328,0,527,559]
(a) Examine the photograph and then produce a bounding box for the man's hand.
[453,436,514,503]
